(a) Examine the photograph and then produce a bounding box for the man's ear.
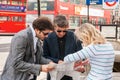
[34,28,41,36]
[34,28,38,33]
[35,28,40,32]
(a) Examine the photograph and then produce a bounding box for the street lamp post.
[87,4,89,23]
[86,0,90,23]
[37,0,41,17]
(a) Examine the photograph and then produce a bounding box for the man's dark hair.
[32,16,54,31]
[54,15,69,28]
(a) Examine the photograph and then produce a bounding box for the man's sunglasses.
[57,30,67,33]
[42,31,49,36]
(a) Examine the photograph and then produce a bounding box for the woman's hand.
[58,60,64,64]
[74,59,89,72]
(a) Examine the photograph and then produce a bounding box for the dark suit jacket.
[43,31,82,63]
[0,27,51,80]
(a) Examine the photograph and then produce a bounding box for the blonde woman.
[64,23,115,80]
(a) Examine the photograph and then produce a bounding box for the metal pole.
[37,0,40,17]
[87,4,89,23]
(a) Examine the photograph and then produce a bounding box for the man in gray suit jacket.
[0,16,55,80]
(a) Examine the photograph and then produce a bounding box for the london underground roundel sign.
[103,0,119,9]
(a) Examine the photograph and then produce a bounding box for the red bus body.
[0,0,26,34]
[0,11,26,33]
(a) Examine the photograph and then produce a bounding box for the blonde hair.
[75,23,106,46]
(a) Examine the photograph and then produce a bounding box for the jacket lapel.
[53,33,60,57]
[35,40,42,64]
[27,28,35,62]
[65,32,70,55]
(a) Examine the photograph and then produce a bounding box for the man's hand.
[58,60,64,64]
[41,65,49,72]
[41,62,56,72]
[74,59,89,72]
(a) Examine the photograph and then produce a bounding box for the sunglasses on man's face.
[41,31,49,36]
[57,30,67,33]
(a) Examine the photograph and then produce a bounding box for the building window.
[69,16,80,29]
[60,0,69,2]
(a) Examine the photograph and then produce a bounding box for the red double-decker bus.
[27,0,112,30]
[0,0,26,34]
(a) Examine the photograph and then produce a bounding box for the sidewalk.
[0,36,12,44]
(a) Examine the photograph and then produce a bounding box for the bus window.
[81,17,87,24]
[70,0,80,4]
[33,3,37,10]
[41,2,47,10]
[18,16,23,22]
[70,0,74,3]
[12,0,22,5]
[1,0,9,4]
[98,18,106,24]
[27,1,54,11]
[69,16,75,27]
[0,16,10,21]
[98,18,101,24]
[27,2,37,11]
[24,1,26,6]
[69,16,80,28]
[91,18,96,25]
[12,16,18,22]
[41,1,54,11]
[75,0,80,4]
[12,16,23,22]
[60,0,69,2]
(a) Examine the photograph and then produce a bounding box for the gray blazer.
[0,27,51,80]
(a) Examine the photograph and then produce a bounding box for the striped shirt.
[64,42,115,80]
